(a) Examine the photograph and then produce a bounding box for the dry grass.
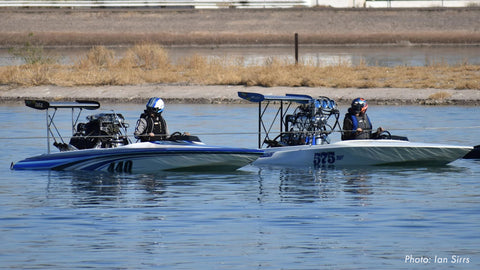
[1,44,479,89]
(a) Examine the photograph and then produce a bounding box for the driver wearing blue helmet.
[134,97,169,142]
[342,98,384,140]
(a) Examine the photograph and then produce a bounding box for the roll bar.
[25,100,100,110]
[24,99,100,153]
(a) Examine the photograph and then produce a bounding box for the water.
[1,103,479,269]
[1,45,480,67]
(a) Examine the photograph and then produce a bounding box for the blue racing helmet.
[146,97,165,113]
[351,98,368,114]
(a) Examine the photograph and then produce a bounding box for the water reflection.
[341,169,374,201]
[42,167,378,207]
[70,174,125,206]
[44,170,261,208]
[31,158,479,211]
[256,164,475,207]
[257,167,378,204]
[46,171,171,207]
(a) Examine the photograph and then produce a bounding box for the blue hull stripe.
[12,147,263,170]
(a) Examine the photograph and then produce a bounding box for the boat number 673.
[314,152,335,165]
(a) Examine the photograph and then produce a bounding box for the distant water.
[1,45,480,67]
[1,103,479,269]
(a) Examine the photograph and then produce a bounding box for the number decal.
[314,152,336,167]
[108,160,133,173]
[124,160,132,172]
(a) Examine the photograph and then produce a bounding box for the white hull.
[12,141,263,173]
[254,140,472,168]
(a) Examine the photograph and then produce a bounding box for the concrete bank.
[1,85,479,105]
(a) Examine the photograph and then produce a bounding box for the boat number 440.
[108,160,133,173]
[313,152,344,166]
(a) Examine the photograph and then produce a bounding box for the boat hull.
[463,145,480,159]
[253,140,473,168]
[11,142,263,173]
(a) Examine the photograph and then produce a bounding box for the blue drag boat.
[11,100,263,172]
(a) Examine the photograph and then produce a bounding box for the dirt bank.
[1,85,479,105]
[1,8,480,46]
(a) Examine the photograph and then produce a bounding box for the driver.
[342,98,384,140]
[134,97,169,142]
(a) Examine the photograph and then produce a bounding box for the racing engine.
[279,97,340,146]
[69,113,130,150]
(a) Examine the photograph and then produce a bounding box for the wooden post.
[294,33,299,64]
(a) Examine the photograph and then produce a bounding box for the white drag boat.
[256,140,471,167]
[11,100,262,172]
[238,92,472,168]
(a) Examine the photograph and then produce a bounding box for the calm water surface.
[1,45,480,67]
[1,103,479,269]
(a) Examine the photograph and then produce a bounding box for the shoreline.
[1,8,479,105]
[1,85,479,105]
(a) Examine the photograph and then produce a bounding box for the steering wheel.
[377,130,392,140]
[169,131,182,140]
[264,134,283,148]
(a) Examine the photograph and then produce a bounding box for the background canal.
[1,45,480,67]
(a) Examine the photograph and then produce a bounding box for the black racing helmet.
[351,98,368,114]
